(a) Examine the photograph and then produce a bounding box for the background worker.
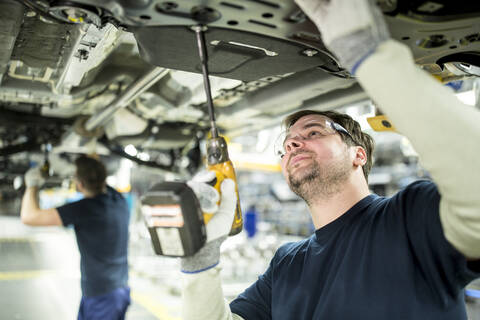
[180,0,480,319]
[21,155,130,320]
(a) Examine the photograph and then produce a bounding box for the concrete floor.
[1,216,478,319]
[467,298,480,320]
[0,217,181,320]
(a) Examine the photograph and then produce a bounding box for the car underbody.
[0,0,479,196]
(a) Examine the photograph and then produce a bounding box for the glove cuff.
[181,237,225,273]
[328,27,389,75]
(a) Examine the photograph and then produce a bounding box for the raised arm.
[181,178,245,320]
[21,167,62,226]
[357,40,480,259]
[296,0,480,259]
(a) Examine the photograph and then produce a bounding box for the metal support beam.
[85,67,169,131]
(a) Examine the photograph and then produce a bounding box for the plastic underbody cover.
[133,26,334,82]
[128,0,337,81]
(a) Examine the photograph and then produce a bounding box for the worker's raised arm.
[182,259,244,320]
[20,167,63,226]
[296,0,480,259]
[356,41,480,259]
[181,178,245,320]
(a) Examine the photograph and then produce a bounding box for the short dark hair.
[283,110,375,181]
[75,155,107,195]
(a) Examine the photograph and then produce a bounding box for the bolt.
[302,49,319,57]
[191,25,208,32]
[381,120,392,128]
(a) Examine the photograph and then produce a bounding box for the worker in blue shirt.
[179,0,480,319]
[21,155,130,320]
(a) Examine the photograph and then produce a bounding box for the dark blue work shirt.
[230,181,479,319]
[58,186,129,297]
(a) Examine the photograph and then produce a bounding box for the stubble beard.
[287,152,351,206]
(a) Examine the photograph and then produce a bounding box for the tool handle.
[40,160,51,179]
[207,161,243,235]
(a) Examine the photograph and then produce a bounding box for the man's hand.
[182,171,237,273]
[295,0,390,74]
[24,167,46,188]
[21,166,62,226]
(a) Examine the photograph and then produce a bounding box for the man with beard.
[278,110,373,219]
[179,0,480,319]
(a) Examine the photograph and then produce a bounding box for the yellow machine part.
[206,161,243,235]
[367,115,397,132]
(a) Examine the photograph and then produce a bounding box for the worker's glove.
[186,170,220,215]
[295,0,390,74]
[181,171,237,273]
[24,166,46,188]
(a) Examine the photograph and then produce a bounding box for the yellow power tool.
[193,25,242,235]
[140,25,242,257]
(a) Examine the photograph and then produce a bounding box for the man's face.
[280,114,353,202]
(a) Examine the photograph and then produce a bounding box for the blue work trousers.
[78,287,130,320]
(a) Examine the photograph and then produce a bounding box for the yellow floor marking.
[0,248,179,320]
[0,270,55,280]
[0,238,34,243]
[131,291,181,320]
[0,271,181,320]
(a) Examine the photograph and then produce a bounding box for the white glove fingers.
[191,170,217,183]
[218,179,236,214]
[295,0,386,45]
[187,181,219,213]
[295,0,390,73]
[205,179,237,241]
[25,166,46,188]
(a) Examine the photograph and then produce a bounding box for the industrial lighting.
[137,152,150,161]
[456,90,476,106]
[106,176,117,187]
[343,103,376,131]
[124,144,137,156]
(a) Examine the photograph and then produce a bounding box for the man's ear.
[75,180,84,193]
[352,146,367,167]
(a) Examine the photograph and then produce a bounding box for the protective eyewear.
[274,119,354,159]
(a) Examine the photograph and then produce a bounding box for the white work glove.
[186,170,220,215]
[181,170,237,273]
[295,0,390,74]
[24,167,46,188]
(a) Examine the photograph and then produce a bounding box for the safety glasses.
[274,118,354,159]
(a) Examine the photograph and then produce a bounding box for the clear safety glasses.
[274,119,355,159]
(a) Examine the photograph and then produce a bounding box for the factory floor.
[0,216,182,320]
[1,216,479,320]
